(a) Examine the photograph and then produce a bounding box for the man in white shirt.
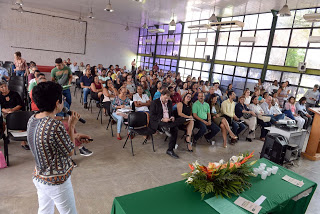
[304,84,320,114]
[133,85,151,112]
[267,80,279,94]
[261,96,285,124]
[69,62,79,74]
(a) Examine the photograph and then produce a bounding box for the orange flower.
[235,163,241,168]
[208,162,217,169]
[189,164,194,171]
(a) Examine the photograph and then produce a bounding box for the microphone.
[62,107,86,124]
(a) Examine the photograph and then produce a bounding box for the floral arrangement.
[182,151,256,199]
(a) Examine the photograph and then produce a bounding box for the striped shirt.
[14,58,27,71]
[27,115,74,185]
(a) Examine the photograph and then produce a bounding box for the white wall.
[0,3,138,68]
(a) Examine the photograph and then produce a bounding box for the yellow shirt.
[221,99,235,118]
[111,73,117,81]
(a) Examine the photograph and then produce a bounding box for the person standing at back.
[13,51,28,76]
[51,58,73,107]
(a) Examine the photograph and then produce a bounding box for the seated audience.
[191,82,199,103]
[260,95,285,124]
[80,68,93,109]
[99,69,108,88]
[192,92,220,145]
[176,93,194,152]
[179,82,189,97]
[284,96,306,129]
[133,85,150,112]
[296,97,313,129]
[78,62,85,73]
[169,86,182,110]
[149,89,186,159]
[255,79,264,90]
[141,81,151,99]
[0,80,26,149]
[221,90,246,138]
[235,96,257,142]
[209,94,237,147]
[267,80,279,94]
[111,86,131,140]
[28,70,42,92]
[102,79,118,116]
[70,62,78,74]
[249,96,272,141]
[0,62,10,81]
[90,76,103,105]
[243,88,252,106]
[126,74,136,98]
[213,82,222,98]
[82,64,90,75]
[153,84,165,100]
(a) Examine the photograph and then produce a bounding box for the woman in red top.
[90,76,103,103]
[14,51,28,76]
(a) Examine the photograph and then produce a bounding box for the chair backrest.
[6,111,34,131]
[10,76,25,84]
[75,71,82,78]
[76,78,81,88]
[128,112,148,128]
[9,84,25,99]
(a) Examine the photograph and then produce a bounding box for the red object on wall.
[37,65,55,73]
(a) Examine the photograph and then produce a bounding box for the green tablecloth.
[111,158,317,214]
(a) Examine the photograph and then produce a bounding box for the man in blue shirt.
[80,68,93,109]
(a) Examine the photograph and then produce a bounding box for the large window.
[270,8,320,69]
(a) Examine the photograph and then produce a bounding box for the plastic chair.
[123,112,155,156]
[4,111,34,166]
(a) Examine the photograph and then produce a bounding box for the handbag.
[258,115,271,122]
[243,113,252,119]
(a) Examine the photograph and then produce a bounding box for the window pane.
[218,32,229,45]
[226,47,238,61]
[173,46,179,56]
[221,75,233,86]
[248,68,262,79]
[216,46,227,60]
[246,79,258,91]
[207,33,216,45]
[223,65,234,75]
[201,72,209,81]
[165,59,171,66]
[281,72,301,85]
[233,77,246,89]
[251,47,267,64]
[290,29,310,47]
[293,9,314,28]
[179,60,185,68]
[202,63,211,72]
[189,34,197,45]
[276,11,294,28]
[273,30,290,46]
[182,34,190,45]
[214,64,223,73]
[285,48,306,67]
[172,60,177,67]
[241,31,255,37]
[228,32,241,45]
[265,70,282,81]
[212,73,222,83]
[305,49,320,69]
[234,66,248,77]
[243,14,258,30]
[179,68,185,79]
[300,74,320,88]
[255,30,270,46]
[187,46,196,58]
[204,46,214,58]
[166,45,173,56]
[174,34,181,45]
[193,62,201,70]
[269,48,287,66]
[296,87,309,101]
[195,46,205,58]
[192,70,201,78]
[309,29,320,48]
[162,35,168,44]
[186,61,193,69]
[180,46,188,57]
[257,13,273,29]
[237,47,252,62]
[184,69,192,76]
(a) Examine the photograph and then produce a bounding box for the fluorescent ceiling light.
[15,0,23,6]
[278,0,291,17]
[104,0,114,12]
[303,13,320,22]
[133,0,143,2]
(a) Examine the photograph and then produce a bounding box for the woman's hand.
[68,111,80,127]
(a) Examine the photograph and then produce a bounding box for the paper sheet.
[10,131,27,137]
[234,196,262,214]
[205,197,247,214]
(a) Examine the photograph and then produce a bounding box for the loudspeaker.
[298,62,306,72]
[205,55,210,62]
[260,133,289,165]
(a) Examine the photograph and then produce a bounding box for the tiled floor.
[0,87,319,214]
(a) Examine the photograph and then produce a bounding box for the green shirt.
[28,80,37,92]
[51,66,72,90]
[192,100,210,120]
